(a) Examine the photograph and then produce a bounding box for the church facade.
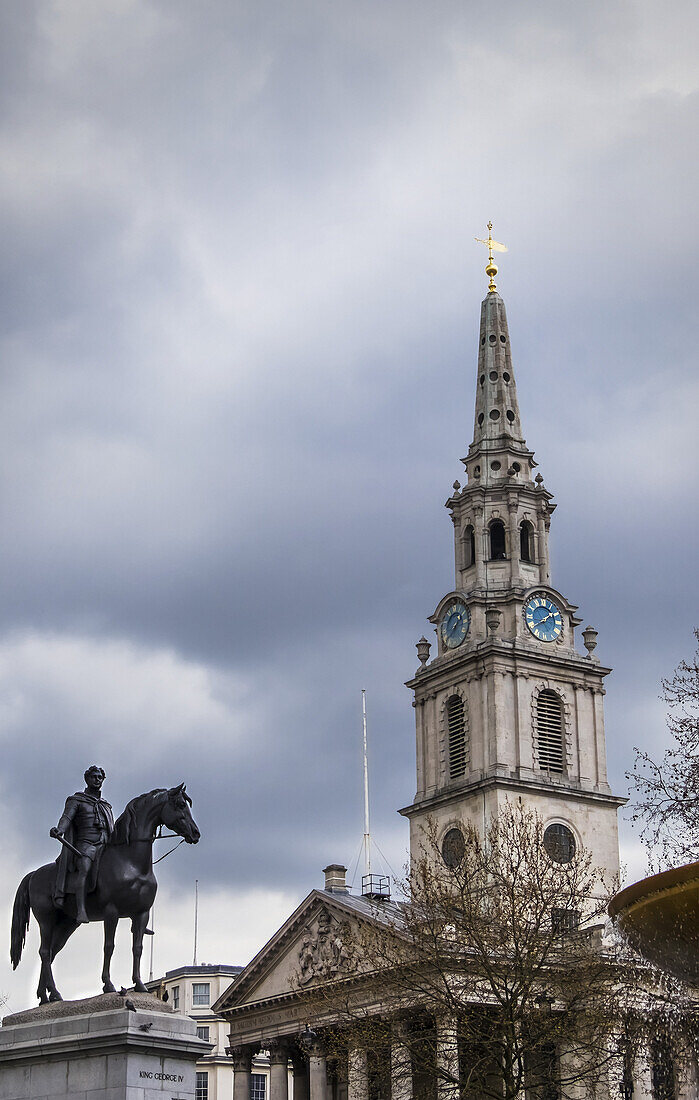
[213,264,673,1100]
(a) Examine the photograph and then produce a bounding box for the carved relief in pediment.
[297,907,351,985]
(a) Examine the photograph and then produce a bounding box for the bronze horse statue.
[10,784,200,1004]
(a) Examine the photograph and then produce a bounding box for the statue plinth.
[609,859,699,985]
[0,993,211,1100]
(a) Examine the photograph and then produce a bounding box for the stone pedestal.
[0,992,210,1100]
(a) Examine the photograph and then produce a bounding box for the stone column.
[309,1042,328,1100]
[507,496,519,587]
[347,1043,368,1100]
[270,1040,291,1100]
[473,505,485,589]
[435,1015,459,1100]
[391,1019,413,1100]
[542,514,551,583]
[558,1044,587,1100]
[292,1052,310,1100]
[675,1039,699,1100]
[452,513,461,588]
[536,507,548,582]
[631,1047,653,1100]
[231,1046,254,1100]
[602,1037,627,1100]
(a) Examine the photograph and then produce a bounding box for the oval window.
[543,823,576,864]
[442,828,466,868]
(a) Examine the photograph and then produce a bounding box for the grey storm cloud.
[0,0,697,1005]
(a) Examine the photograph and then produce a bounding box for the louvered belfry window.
[536,690,565,773]
[447,695,467,779]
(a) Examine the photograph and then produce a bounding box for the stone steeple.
[400,249,625,887]
[444,282,554,598]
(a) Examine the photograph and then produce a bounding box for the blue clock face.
[524,595,563,641]
[440,602,470,649]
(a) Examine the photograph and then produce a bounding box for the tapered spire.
[465,231,533,484]
[472,292,525,449]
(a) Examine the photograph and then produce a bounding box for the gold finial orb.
[475,221,508,292]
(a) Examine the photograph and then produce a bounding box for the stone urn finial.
[582,626,598,657]
[416,636,431,669]
[485,606,501,635]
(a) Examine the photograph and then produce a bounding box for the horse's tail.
[10,872,32,969]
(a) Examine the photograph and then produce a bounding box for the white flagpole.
[193,880,199,966]
[362,689,371,880]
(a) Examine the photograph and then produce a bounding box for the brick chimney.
[322,864,348,893]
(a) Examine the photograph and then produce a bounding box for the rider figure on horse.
[50,766,115,924]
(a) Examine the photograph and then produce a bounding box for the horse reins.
[152,826,186,864]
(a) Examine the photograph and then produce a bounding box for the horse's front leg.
[131,910,149,992]
[102,910,118,993]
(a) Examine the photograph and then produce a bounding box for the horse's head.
[161,783,201,844]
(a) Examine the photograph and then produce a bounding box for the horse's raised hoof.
[103,981,116,994]
[48,991,63,1002]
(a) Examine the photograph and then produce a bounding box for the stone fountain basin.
[609,860,699,984]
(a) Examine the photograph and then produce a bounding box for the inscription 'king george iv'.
[139,1069,185,1081]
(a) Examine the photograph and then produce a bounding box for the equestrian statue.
[10,766,200,1004]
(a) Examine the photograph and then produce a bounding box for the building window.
[441,827,466,869]
[172,985,179,1010]
[192,982,210,1006]
[551,907,580,935]
[197,1025,210,1042]
[544,823,576,865]
[463,525,475,569]
[251,1073,267,1100]
[489,519,507,560]
[447,695,468,779]
[536,690,565,773]
[196,1071,209,1100]
[519,520,534,562]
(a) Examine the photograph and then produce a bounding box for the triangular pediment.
[214,890,399,1015]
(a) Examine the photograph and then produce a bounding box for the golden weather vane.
[475,221,508,292]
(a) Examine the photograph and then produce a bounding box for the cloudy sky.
[1,0,697,1011]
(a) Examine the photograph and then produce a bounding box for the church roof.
[212,886,405,1015]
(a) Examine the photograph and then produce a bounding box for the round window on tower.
[442,827,466,869]
[543,823,576,864]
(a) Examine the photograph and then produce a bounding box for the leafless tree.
[296,803,691,1100]
[629,630,699,870]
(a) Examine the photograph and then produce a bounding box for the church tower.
[401,231,624,881]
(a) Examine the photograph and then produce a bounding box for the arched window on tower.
[489,520,507,560]
[519,520,534,563]
[536,690,565,774]
[447,695,468,779]
[462,525,475,569]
